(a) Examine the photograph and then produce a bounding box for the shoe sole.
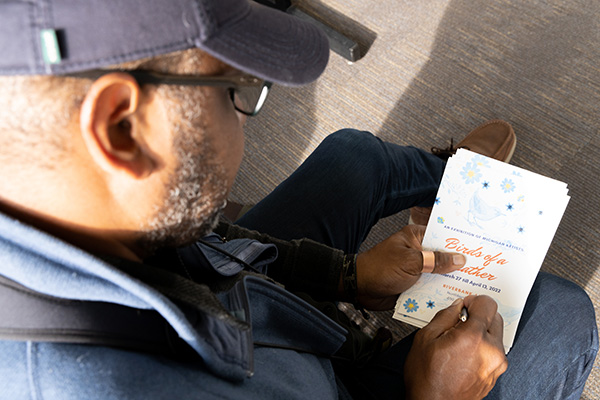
[502,134,517,164]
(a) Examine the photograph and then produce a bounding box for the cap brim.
[200,3,330,86]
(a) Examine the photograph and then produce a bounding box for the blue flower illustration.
[460,162,482,184]
[437,217,445,224]
[482,181,490,189]
[506,203,513,211]
[518,226,525,233]
[435,197,441,205]
[472,155,490,168]
[426,300,435,309]
[501,178,515,193]
[403,298,419,313]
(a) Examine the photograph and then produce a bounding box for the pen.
[460,307,469,322]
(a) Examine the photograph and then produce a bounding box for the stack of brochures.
[392,149,570,353]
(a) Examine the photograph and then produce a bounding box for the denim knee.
[486,273,598,399]
[537,273,598,397]
[314,129,445,210]
[320,129,384,158]
[316,129,388,175]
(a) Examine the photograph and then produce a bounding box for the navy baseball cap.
[0,0,330,86]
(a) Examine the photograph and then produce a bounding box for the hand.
[354,225,466,310]
[404,295,508,400]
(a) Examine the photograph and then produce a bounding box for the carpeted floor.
[230,0,600,397]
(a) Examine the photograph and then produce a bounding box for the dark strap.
[0,275,195,359]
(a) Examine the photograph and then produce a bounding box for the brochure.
[392,149,570,353]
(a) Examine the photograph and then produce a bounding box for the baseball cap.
[0,0,330,86]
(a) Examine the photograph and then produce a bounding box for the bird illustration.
[467,190,505,228]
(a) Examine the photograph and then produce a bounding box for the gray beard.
[136,141,229,255]
[135,87,230,256]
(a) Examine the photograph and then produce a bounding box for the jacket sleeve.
[214,221,351,301]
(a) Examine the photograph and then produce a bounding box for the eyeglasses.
[62,69,272,116]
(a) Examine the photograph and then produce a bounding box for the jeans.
[237,129,598,399]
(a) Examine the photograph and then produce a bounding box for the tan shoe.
[409,120,517,225]
[432,119,516,163]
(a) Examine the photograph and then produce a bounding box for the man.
[0,0,596,399]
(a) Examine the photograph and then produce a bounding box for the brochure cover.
[392,149,569,353]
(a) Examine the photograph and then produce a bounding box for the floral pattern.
[501,178,515,193]
[472,155,490,168]
[461,162,482,184]
[403,298,419,313]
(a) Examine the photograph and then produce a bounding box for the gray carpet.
[230,0,600,397]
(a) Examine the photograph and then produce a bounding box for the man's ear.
[80,72,156,178]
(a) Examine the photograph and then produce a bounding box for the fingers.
[405,224,426,243]
[420,250,466,274]
[422,298,465,338]
[488,312,506,351]
[408,294,508,399]
[460,296,507,356]
[426,295,504,341]
[464,296,507,378]
[407,225,465,275]
[462,294,499,330]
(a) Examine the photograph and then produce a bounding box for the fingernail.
[453,254,466,266]
[451,298,462,307]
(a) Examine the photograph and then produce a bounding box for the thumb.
[421,250,466,274]
[422,298,465,338]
